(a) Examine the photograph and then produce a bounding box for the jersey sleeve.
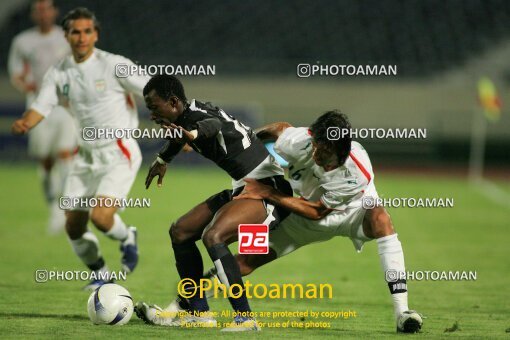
[182,108,222,139]
[114,56,150,98]
[158,140,185,162]
[29,67,59,117]
[7,36,24,77]
[273,127,312,165]
[196,117,222,139]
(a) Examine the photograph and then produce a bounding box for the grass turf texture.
[0,165,508,339]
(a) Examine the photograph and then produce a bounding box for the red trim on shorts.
[349,151,371,183]
[126,94,135,109]
[117,139,132,166]
[307,129,312,136]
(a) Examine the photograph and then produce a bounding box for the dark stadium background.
[0,1,509,338]
[1,0,509,170]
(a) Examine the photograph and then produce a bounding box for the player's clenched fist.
[145,158,167,189]
[11,119,30,135]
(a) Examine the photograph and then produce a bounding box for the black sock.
[203,267,217,280]
[87,257,105,271]
[172,240,209,312]
[207,243,251,314]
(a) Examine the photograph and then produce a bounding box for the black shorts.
[205,175,293,229]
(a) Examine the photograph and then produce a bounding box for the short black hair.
[61,7,100,33]
[32,0,56,10]
[309,110,352,166]
[143,75,187,102]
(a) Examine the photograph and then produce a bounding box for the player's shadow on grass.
[0,312,88,321]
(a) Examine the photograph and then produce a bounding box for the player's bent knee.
[170,222,195,244]
[90,208,114,231]
[170,222,183,244]
[201,228,226,248]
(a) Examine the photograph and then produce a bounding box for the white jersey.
[274,127,374,211]
[30,48,150,149]
[8,26,70,107]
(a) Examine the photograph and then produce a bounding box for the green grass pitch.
[0,165,508,339]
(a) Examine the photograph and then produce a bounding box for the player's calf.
[363,207,423,331]
[65,210,88,239]
[201,199,268,316]
[363,206,394,239]
[170,223,210,312]
[65,210,110,288]
[236,251,278,276]
[91,205,139,273]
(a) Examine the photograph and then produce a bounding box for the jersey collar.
[71,48,98,67]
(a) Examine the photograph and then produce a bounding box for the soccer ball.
[87,283,133,325]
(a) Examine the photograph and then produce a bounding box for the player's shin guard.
[69,231,105,271]
[207,243,251,313]
[377,233,409,319]
[172,240,209,312]
[105,214,128,241]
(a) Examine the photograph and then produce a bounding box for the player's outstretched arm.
[10,74,37,94]
[236,178,332,220]
[145,157,167,189]
[145,140,185,189]
[161,123,199,144]
[11,109,44,135]
[254,122,292,142]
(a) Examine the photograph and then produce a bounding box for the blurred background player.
[7,0,76,234]
[11,7,149,290]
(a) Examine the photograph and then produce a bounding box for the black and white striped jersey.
[159,99,269,180]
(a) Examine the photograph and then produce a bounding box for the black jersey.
[158,99,269,180]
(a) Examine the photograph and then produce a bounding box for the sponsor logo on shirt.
[95,79,106,92]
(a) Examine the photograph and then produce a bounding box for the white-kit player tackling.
[11,7,150,290]
[233,111,423,333]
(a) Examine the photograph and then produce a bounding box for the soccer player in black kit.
[136,75,291,331]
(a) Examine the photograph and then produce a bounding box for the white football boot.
[135,302,216,327]
[397,310,423,333]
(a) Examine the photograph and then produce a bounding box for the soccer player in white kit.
[8,0,76,234]
[232,111,423,333]
[11,7,149,290]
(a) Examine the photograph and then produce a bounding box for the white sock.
[377,233,409,319]
[105,214,128,242]
[69,231,102,267]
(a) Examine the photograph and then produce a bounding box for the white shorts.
[63,138,142,211]
[28,106,77,158]
[269,182,379,257]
